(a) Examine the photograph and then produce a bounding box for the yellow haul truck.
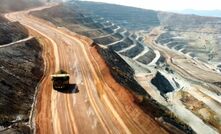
[51,70,70,89]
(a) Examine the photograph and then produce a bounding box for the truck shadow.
[55,84,79,94]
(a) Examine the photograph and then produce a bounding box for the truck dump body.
[51,73,70,89]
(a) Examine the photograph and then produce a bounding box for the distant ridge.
[177,9,221,18]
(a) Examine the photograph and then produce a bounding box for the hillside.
[0,12,44,134]
[157,12,221,64]
[76,1,160,31]
[0,0,42,13]
[178,9,221,18]
[74,1,221,69]
[0,38,44,132]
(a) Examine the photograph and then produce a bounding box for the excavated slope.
[0,16,44,133]
[0,38,44,133]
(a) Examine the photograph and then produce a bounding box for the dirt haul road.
[5,4,166,134]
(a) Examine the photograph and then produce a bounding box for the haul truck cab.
[51,70,70,89]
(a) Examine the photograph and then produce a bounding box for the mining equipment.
[51,70,70,89]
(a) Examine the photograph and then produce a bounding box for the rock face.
[96,45,147,95]
[0,0,46,130]
[0,15,28,45]
[0,22,28,45]
[151,71,174,94]
[0,38,44,132]
[0,16,44,133]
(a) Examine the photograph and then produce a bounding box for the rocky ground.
[0,15,29,45]
[0,23,28,45]
[0,6,44,133]
[0,38,44,133]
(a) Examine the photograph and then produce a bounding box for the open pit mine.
[0,0,221,134]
